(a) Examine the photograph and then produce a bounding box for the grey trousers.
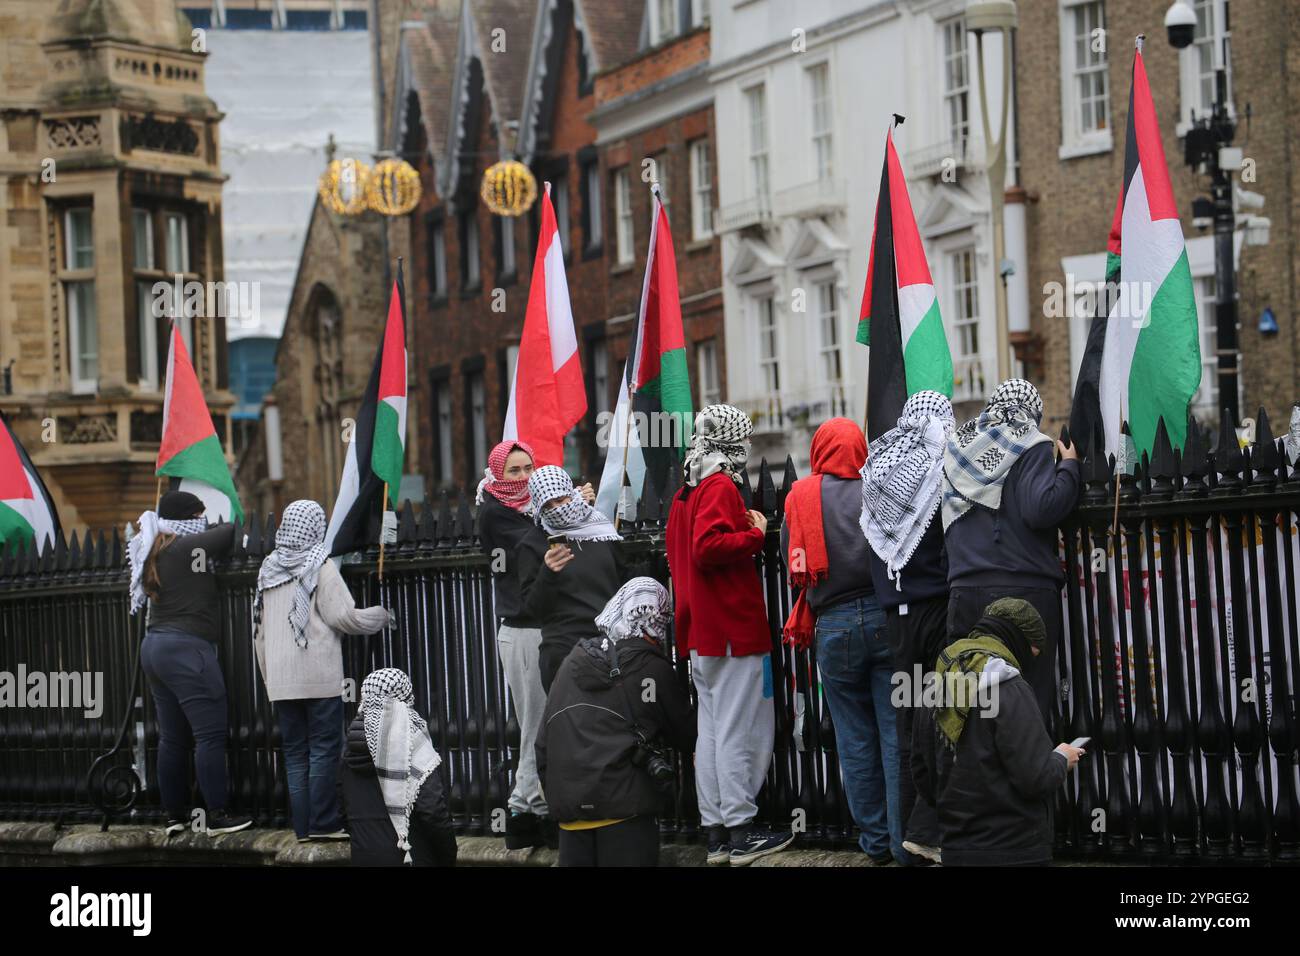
[690,649,775,829]
[497,624,548,816]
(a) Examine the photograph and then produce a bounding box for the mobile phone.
[546,534,568,550]
[1069,736,1091,749]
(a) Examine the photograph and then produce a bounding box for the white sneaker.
[903,840,942,864]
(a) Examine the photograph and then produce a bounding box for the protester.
[860,390,956,864]
[129,490,251,836]
[476,440,549,849]
[517,465,623,693]
[535,578,695,866]
[253,499,390,843]
[666,404,794,866]
[941,379,1080,723]
[338,668,457,866]
[781,418,901,864]
[911,599,1084,866]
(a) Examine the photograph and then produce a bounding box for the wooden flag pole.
[378,484,389,581]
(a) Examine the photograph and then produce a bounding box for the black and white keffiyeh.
[527,466,622,542]
[595,577,672,647]
[683,403,752,486]
[942,379,1052,529]
[1285,404,1300,466]
[359,668,442,864]
[127,511,208,615]
[254,499,330,648]
[860,391,955,587]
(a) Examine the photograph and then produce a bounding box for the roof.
[575,0,643,73]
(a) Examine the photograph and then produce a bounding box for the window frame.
[578,147,603,258]
[458,207,481,294]
[696,337,721,407]
[688,138,713,242]
[61,206,98,394]
[613,168,634,266]
[814,278,843,384]
[1058,0,1112,158]
[941,19,970,154]
[755,293,780,394]
[744,83,770,203]
[1178,0,1234,131]
[806,61,834,183]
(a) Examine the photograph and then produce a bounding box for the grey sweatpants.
[497,624,548,816]
[690,649,774,829]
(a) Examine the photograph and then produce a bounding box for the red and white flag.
[502,184,586,466]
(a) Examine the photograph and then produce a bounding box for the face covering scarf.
[254,499,330,648]
[527,466,622,542]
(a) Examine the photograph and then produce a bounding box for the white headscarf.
[594,577,672,648]
[255,500,330,648]
[683,404,752,486]
[527,466,622,542]
[127,511,207,615]
[359,668,442,864]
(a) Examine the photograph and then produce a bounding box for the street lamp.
[1165,0,1242,422]
[966,0,1017,383]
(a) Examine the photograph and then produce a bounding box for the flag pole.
[614,377,633,533]
[154,476,162,511]
[378,484,388,580]
[1109,402,1124,559]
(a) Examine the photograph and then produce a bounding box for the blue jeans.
[815,596,902,860]
[141,629,230,817]
[277,697,345,837]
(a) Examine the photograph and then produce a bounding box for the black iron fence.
[0,410,1298,862]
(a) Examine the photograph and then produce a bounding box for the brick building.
[1015,0,1295,433]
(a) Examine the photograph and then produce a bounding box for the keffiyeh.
[475,440,535,513]
[595,577,672,648]
[1285,404,1300,466]
[359,668,443,864]
[860,391,955,588]
[683,404,752,487]
[527,466,622,542]
[254,500,330,648]
[127,511,208,615]
[942,379,1052,530]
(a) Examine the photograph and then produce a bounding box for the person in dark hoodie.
[128,490,251,837]
[476,439,549,849]
[517,466,623,693]
[912,598,1084,866]
[781,418,902,865]
[535,578,695,866]
[338,668,457,866]
[860,390,956,865]
[941,379,1080,723]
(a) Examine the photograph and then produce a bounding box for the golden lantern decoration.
[365,157,422,216]
[318,158,371,216]
[480,159,538,217]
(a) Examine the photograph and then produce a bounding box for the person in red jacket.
[666,404,794,866]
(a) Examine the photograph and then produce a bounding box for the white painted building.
[707,0,1022,470]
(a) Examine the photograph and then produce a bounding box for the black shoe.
[541,816,560,851]
[204,812,252,836]
[868,852,896,866]
[706,825,731,865]
[728,825,795,866]
[504,812,544,850]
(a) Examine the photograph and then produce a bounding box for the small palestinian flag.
[158,322,243,522]
[858,121,954,442]
[0,411,60,555]
[325,264,407,555]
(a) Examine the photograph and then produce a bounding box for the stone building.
[0,0,233,534]
[1015,0,1294,432]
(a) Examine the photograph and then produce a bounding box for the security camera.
[1165,1,1196,50]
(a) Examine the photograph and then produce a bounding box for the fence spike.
[107,527,120,568]
[436,491,453,544]
[455,494,476,543]
[244,511,263,556]
[398,500,417,545]
[1213,406,1243,486]
[740,468,754,509]
[68,529,83,570]
[1251,406,1281,475]
[757,458,776,515]
[641,479,662,526]
[1147,417,1177,498]
[417,500,436,545]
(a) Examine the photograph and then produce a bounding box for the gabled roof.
[401,16,457,161]
[469,0,538,139]
[574,0,643,74]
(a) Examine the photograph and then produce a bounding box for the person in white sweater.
[254,499,390,842]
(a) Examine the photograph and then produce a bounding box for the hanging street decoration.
[481,159,538,217]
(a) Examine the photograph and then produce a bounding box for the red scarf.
[782,419,867,648]
[483,440,535,511]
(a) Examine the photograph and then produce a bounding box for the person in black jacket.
[518,466,624,692]
[912,598,1084,866]
[338,668,456,867]
[860,390,957,865]
[941,379,1080,724]
[536,577,695,867]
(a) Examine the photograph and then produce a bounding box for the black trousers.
[884,596,947,847]
[947,584,1062,730]
[557,816,660,867]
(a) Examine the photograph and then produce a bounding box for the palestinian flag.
[1081,44,1201,459]
[0,412,60,555]
[596,189,693,518]
[857,123,954,442]
[1068,190,1123,456]
[503,185,586,466]
[325,266,407,555]
[158,322,243,522]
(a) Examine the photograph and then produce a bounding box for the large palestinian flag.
[157,322,243,522]
[857,124,954,441]
[597,188,691,518]
[502,185,586,466]
[0,412,60,555]
[1076,44,1201,458]
[325,266,407,555]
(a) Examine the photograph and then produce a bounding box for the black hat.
[158,490,205,520]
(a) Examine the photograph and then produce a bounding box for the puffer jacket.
[912,662,1068,866]
[535,636,696,823]
[337,715,457,866]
